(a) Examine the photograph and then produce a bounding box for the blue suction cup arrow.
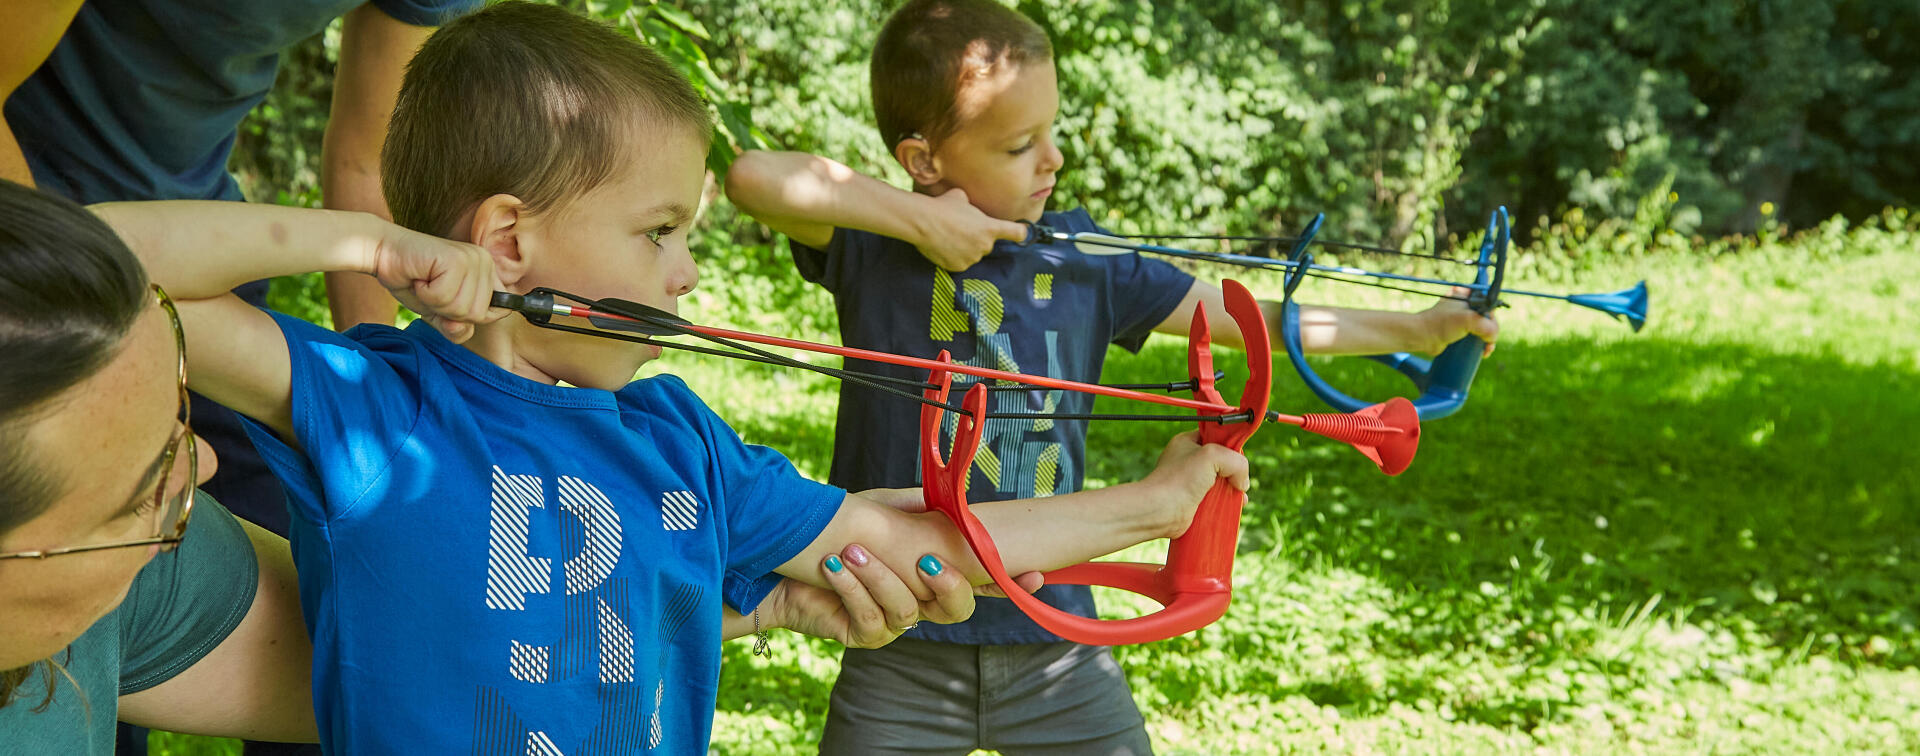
[1567,281,1650,332]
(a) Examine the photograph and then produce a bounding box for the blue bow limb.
[1280,207,1509,420]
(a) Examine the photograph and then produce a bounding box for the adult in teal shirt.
[3,4,480,751]
[0,182,316,752]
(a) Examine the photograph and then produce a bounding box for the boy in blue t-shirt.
[103,3,1250,753]
[725,1,1502,752]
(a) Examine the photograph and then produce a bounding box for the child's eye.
[645,225,680,247]
[1008,141,1035,156]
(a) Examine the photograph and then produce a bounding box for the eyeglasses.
[0,285,198,560]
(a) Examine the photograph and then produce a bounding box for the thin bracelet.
[752,608,772,657]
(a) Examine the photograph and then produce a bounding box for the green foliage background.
[184,1,1919,753]
[235,0,1918,249]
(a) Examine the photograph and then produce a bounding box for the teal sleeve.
[369,0,482,27]
[115,492,261,695]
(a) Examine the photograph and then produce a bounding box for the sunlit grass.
[697,229,1920,754]
[169,221,1920,754]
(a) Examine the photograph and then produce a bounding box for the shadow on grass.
[695,331,1918,734]
[1095,334,1919,662]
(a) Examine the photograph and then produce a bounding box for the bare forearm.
[2,0,86,186]
[119,522,317,742]
[318,171,399,329]
[1158,281,1461,356]
[720,608,755,640]
[92,201,381,301]
[726,150,933,247]
[960,485,1176,576]
[1270,300,1432,356]
[780,485,1173,594]
[321,4,430,329]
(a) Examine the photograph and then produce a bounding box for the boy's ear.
[469,194,533,286]
[894,136,943,187]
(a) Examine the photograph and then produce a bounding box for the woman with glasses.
[0,180,1007,751]
[0,179,311,749]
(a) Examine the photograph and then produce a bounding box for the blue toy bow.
[1020,207,1649,419]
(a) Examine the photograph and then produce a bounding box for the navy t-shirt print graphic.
[929,267,1072,500]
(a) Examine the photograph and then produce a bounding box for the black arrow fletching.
[586,297,692,336]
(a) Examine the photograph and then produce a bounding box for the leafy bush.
[232,1,1916,288]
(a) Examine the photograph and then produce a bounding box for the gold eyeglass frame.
[0,284,197,560]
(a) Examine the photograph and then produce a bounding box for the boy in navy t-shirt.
[104,3,1250,753]
[726,1,1500,752]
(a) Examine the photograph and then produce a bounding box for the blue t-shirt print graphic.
[475,467,727,755]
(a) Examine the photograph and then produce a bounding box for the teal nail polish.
[918,555,944,577]
[824,555,844,573]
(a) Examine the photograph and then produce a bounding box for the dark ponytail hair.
[0,179,149,529]
[0,180,148,712]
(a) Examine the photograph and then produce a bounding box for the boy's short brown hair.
[383,1,711,236]
[870,0,1053,151]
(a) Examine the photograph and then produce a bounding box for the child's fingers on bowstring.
[994,218,1029,242]
[422,258,505,326]
[452,266,510,325]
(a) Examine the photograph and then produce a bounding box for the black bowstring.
[1063,231,1505,305]
[520,304,1264,424]
[530,289,964,414]
[1115,233,1474,265]
[1148,253,1484,305]
[524,318,969,416]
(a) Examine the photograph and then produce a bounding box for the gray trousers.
[819,638,1155,755]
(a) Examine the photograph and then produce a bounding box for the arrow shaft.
[684,321,1280,417]
[1492,285,1577,303]
[563,303,1307,422]
[1063,232,1614,306]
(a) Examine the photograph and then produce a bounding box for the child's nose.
[672,245,699,296]
[1040,140,1064,173]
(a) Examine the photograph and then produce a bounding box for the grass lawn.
[157,217,1919,754]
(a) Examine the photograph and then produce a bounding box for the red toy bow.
[915,280,1415,644]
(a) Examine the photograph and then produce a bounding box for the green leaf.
[640,18,725,96]
[717,102,774,154]
[647,2,710,40]
[706,127,739,179]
